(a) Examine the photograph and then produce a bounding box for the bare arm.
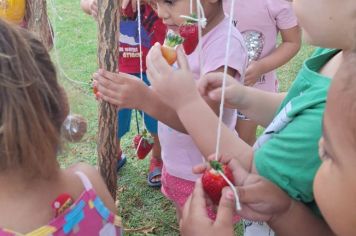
[268,201,335,236]
[258,26,301,77]
[244,26,301,87]
[234,86,287,127]
[201,73,286,127]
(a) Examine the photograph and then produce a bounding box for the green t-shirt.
[254,48,339,215]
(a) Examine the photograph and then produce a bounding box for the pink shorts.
[161,165,240,222]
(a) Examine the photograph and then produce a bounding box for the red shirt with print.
[118,4,166,73]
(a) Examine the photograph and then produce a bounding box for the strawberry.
[179,14,199,55]
[202,160,235,204]
[133,129,154,159]
[161,30,184,65]
[120,2,137,20]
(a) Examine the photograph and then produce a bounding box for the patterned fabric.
[118,4,166,73]
[0,172,123,236]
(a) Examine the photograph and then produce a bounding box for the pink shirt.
[158,17,248,181]
[223,0,298,83]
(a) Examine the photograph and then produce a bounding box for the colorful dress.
[0,172,123,236]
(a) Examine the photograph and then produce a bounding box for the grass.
[50,1,315,235]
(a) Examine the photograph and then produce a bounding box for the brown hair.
[0,19,65,179]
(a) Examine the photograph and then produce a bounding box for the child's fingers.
[176,46,190,71]
[208,88,223,101]
[188,179,209,218]
[146,44,165,77]
[215,187,235,227]
[226,158,249,186]
[192,162,208,174]
[237,183,267,205]
[131,0,137,12]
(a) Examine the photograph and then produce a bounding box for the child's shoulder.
[62,163,116,212]
[204,17,245,48]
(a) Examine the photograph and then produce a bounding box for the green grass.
[51,1,314,235]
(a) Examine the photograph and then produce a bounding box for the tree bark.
[25,0,53,50]
[97,0,119,199]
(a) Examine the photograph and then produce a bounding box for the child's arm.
[244,26,301,87]
[94,71,189,134]
[200,73,286,128]
[147,46,255,170]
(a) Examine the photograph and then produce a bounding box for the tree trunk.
[97,0,119,199]
[25,0,53,50]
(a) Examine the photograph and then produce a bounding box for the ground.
[52,1,314,235]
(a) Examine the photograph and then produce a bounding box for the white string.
[196,0,203,83]
[179,15,207,28]
[190,0,193,14]
[47,0,89,87]
[214,0,236,160]
[218,170,241,211]
[211,0,241,211]
[47,0,63,21]
[136,0,146,132]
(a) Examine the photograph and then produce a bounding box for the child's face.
[314,53,356,235]
[155,0,215,32]
[155,0,191,32]
[292,0,356,50]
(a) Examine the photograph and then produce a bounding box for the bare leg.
[149,134,162,183]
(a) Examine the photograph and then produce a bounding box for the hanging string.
[196,0,203,80]
[208,0,241,211]
[136,0,146,133]
[190,0,193,14]
[47,0,89,87]
[214,0,236,161]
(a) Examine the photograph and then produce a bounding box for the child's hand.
[198,72,245,109]
[179,179,235,236]
[93,70,148,110]
[89,0,98,19]
[193,155,293,222]
[244,61,264,87]
[147,43,201,111]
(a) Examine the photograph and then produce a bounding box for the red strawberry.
[202,160,235,204]
[133,129,154,159]
[120,2,137,20]
[179,14,199,55]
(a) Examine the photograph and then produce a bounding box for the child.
[144,0,356,234]
[180,51,356,235]
[95,0,248,221]
[0,19,122,235]
[224,0,301,146]
[80,0,166,187]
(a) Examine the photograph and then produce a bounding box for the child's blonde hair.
[0,19,66,179]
